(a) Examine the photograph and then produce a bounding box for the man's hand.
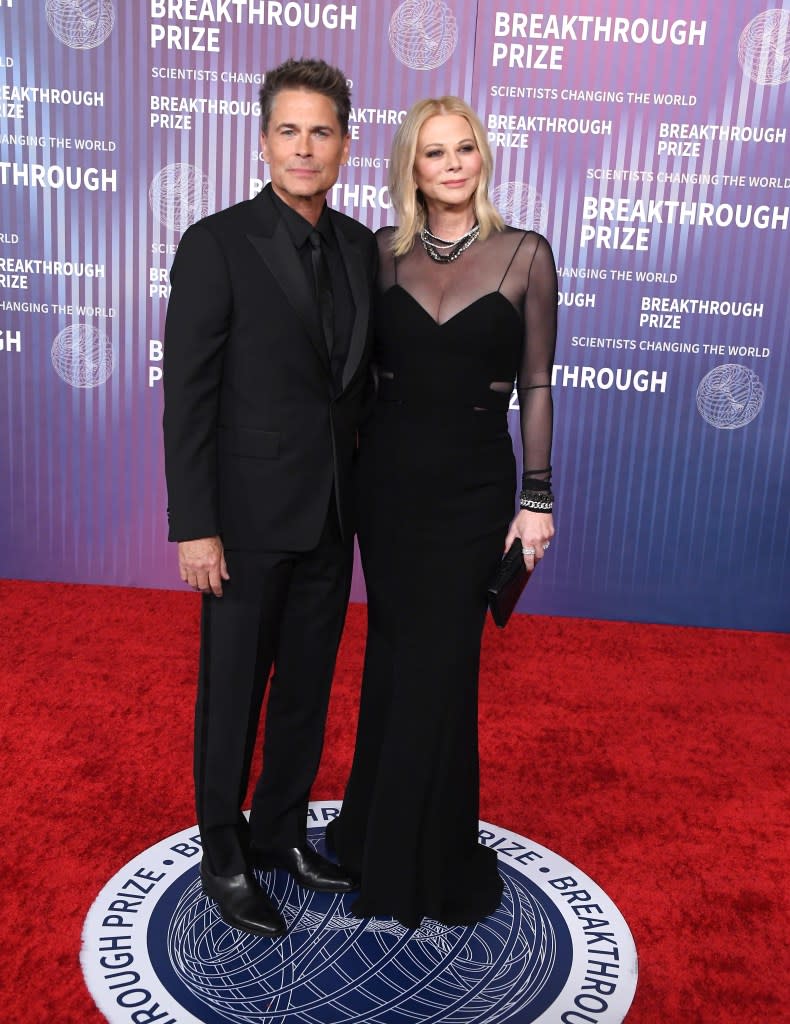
[178,536,229,597]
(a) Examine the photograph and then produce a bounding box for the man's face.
[261,88,349,210]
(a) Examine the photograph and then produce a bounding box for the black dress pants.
[194,503,351,876]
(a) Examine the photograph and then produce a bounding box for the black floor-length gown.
[328,225,558,928]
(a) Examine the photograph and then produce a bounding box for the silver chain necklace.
[420,222,480,263]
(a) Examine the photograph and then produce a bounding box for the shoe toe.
[252,845,358,893]
[200,863,286,937]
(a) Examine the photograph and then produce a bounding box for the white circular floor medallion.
[81,801,637,1023]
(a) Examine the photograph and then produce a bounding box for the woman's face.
[413,114,482,213]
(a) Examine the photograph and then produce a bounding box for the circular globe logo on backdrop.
[696,364,765,429]
[388,0,459,70]
[51,324,114,387]
[492,182,548,234]
[81,801,637,1024]
[45,0,116,49]
[738,9,790,85]
[149,164,215,232]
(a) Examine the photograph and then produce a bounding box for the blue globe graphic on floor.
[148,828,571,1023]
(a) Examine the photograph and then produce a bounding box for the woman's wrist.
[520,465,553,512]
[519,489,554,513]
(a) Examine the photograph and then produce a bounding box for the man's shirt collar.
[269,187,333,248]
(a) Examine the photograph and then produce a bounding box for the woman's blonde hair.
[388,96,504,257]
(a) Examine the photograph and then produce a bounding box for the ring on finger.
[523,546,536,556]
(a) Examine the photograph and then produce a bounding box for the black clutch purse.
[487,538,533,628]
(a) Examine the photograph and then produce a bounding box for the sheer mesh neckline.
[378,226,533,326]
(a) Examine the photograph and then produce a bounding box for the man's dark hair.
[259,58,351,136]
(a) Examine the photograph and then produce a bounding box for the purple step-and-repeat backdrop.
[1,1,788,631]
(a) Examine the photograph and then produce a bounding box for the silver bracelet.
[519,490,554,513]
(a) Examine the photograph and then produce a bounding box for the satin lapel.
[334,220,370,391]
[245,193,329,370]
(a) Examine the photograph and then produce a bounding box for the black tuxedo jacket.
[163,184,376,551]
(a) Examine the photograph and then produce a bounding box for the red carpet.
[1,579,787,1022]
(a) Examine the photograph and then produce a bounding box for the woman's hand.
[504,510,554,572]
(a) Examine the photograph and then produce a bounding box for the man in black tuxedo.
[162,59,376,937]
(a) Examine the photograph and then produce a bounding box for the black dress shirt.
[268,188,355,387]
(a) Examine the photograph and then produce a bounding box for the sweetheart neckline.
[385,284,521,329]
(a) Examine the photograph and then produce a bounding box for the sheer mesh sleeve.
[375,226,397,293]
[514,234,557,489]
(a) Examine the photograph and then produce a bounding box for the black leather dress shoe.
[251,844,358,893]
[200,862,286,937]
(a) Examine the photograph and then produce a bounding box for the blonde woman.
[328,97,558,928]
